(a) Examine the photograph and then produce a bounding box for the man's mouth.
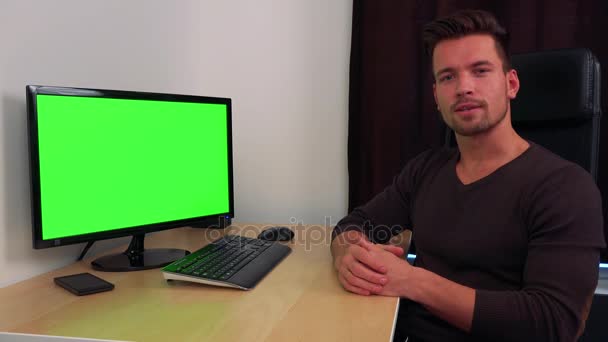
[454,102,483,112]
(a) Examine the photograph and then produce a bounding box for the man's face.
[432,34,519,137]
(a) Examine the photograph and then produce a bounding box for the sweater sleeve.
[332,150,439,243]
[331,167,411,243]
[471,165,605,341]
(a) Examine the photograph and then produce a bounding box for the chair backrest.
[445,48,602,181]
[511,48,602,180]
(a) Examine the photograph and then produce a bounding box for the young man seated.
[331,9,605,342]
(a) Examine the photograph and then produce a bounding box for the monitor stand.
[91,233,189,272]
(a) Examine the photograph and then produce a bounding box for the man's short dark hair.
[422,9,511,73]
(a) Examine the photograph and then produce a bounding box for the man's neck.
[454,122,529,185]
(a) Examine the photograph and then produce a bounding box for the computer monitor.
[26,85,234,271]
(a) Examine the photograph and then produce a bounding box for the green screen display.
[35,94,231,240]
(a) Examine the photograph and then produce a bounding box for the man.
[331,9,605,341]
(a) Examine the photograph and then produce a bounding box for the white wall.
[0,0,351,287]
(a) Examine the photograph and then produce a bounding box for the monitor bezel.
[26,85,234,249]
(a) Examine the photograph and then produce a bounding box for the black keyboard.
[162,235,291,290]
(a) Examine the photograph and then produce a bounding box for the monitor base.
[91,234,189,272]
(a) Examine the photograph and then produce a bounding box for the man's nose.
[455,74,474,97]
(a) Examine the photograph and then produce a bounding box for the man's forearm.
[407,267,475,332]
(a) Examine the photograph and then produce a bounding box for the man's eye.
[474,69,489,75]
[439,74,454,82]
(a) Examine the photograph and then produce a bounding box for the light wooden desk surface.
[0,224,398,342]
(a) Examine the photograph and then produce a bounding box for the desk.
[0,224,398,341]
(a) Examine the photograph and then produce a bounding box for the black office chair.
[510,48,602,181]
[510,48,605,342]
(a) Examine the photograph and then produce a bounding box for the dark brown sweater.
[333,143,605,341]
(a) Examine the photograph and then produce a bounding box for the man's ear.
[433,83,438,109]
[507,69,520,100]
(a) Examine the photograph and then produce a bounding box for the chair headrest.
[511,48,601,123]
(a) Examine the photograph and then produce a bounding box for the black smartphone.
[54,272,114,296]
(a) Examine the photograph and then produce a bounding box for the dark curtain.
[347,0,608,252]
